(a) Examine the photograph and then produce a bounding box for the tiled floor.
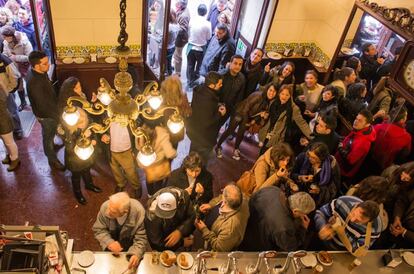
[0,121,259,251]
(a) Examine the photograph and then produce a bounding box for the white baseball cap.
[155,192,177,219]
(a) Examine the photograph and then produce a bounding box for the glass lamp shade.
[74,139,94,160]
[167,115,184,134]
[62,107,80,126]
[137,145,156,167]
[97,91,113,105]
[148,95,163,110]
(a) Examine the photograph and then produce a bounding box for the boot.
[7,158,20,171]
[2,154,11,165]
[72,178,87,205]
[85,182,102,193]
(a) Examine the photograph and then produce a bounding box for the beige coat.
[2,31,32,76]
[253,147,284,192]
[259,102,312,147]
[200,195,250,252]
[0,60,20,95]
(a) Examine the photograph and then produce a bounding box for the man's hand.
[195,219,207,231]
[393,217,402,229]
[195,183,204,194]
[128,255,139,269]
[373,109,386,120]
[199,203,212,214]
[297,95,306,102]
[91,92,98,103]
[390,224,406,237]
[318,225,335,240]
[101,134,110,144]
[164,230,182,247]
[107,241,123,254]
[185,186,193,195]
[300,215,311,229]
[300,137,309,146]
[377,57,385,65]
[264,62,271,73]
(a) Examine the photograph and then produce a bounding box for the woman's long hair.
[353,176,390,204]
[58,76,80,115]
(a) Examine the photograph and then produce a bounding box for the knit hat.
[1,26,15,37]
[288,192,316,215]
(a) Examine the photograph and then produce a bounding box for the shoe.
[14,131,23,140]
[115,186,125,193]
[135,188,143,199]
[18,103,27,112]
[215,146,223,158]
[7,158,20,171]
[85,183,102,193]
[232,149,241,161]
[49,160,65,171]
[74,191,87,205]
[2,155,11,165]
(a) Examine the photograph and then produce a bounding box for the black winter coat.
[218,69,245,114]
[166,167,213,204]
[144,187,195,251]
[187,85,222,148]
[199,34,235,76]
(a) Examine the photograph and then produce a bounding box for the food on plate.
[160,251,176,267]
[178,253,188,268]
[318,251,332,264]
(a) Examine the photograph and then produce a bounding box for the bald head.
[106,192,130,218]
[223,184,242,210]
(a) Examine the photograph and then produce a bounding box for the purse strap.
[333,206,372,257]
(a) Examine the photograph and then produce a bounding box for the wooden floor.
[0,121,259,251]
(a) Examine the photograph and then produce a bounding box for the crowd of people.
[1,0,414,271]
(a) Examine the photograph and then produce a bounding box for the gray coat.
[92,199,147,260]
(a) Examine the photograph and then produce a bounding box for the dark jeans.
[217,114,247,150]
[72,168,92,185]
[38,118,58,162]
[166,47,175,75]
[6,94,23,134]
[186,49,204,85]
[18,89,27,105]
[190,142,214,165]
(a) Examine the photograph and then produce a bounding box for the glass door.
[30,0,55,62]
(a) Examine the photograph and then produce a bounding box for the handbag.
[144,159,171,183]
[236,161,258,196]
[332,207,372,257]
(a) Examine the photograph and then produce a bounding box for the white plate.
[300,253,317,267]
[105,56,117,64]
[316,252,333,266]
[160,250,176,267]
[74,57,85,64]
[267,51,282,60]
[177,252,194,270]
[62,57,73,64]
[403,251,414,267]
[78,250,95,267]
[312,61,324,68]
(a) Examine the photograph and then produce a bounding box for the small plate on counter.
[341,47,359,55]
[403,251,414,267]
[300,253,317,268]
[105,56,117,64]
[267,51,282,60]
[160,250,176,267]
[62,57,73,64]
[73,57,86,64]
[177,252,194,270]
[77,250,95,267]
[316,251,333,266]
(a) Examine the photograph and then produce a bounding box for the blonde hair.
[160,75,185,107]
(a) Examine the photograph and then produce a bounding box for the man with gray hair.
[240,186,315,251]
[195,184,249,251]
[93,192,147,269]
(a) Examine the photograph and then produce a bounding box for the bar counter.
[69,250,414,274]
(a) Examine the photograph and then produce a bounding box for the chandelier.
[61,0,184,166]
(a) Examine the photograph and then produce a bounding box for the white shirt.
[109,122,131,152]
[188,16,211,49]
[187,174,196,189]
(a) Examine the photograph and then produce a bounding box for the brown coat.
[253,147,284,192]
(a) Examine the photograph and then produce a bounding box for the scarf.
[300,155,332,186]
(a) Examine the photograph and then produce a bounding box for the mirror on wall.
[333,8,406,72]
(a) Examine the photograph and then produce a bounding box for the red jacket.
[335,126,376,178]
[372,122,412,169]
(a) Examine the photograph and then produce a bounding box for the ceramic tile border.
[264,42,331,69]
[56,44,141,59]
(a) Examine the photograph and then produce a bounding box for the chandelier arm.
[134,94,147,106]
[82,122,111,138]
[139,106,180,120]
[66,96,107,116]
[142,81,159,96]
[128,119,150,142]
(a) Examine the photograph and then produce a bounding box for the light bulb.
[62,107,80,126]
[74,139,94,160]
[137,145,156,167]
[167,114,184,134]
[97,91,112,105]
[167,118,184,134]
[148,95,163,110]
